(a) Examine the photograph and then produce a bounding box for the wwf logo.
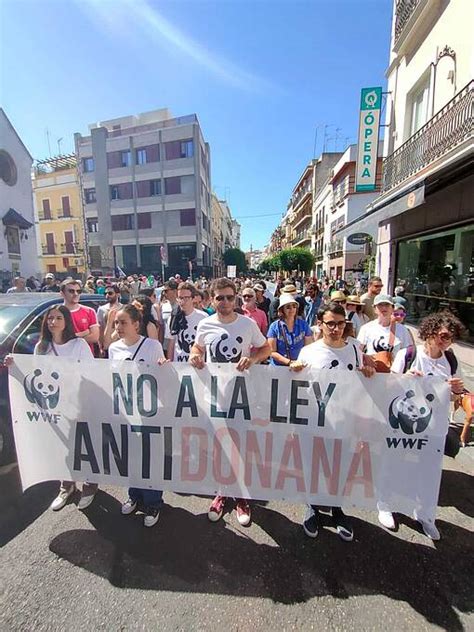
[23,369,60,410]
[388,389,434,435]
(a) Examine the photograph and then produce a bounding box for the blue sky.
[1,0,392,251]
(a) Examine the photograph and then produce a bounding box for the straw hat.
[346,295,361,304]
[330,290,347,301]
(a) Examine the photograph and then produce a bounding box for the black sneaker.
[332,507,353,541]
[303,506,320,538]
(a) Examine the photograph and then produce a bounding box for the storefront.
[396,223,474,344]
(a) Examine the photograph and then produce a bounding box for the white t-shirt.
[346,310,363,337]
[168,309,208,362]
[392,344,459,378]
[357,320,412,356]
[97,302,122,328]
[34,337,93,360]
[108,336,164,363]
[298,339,363,372]
[195,313,266,363]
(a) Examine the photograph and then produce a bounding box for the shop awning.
[2,207,33,229]
[335,183,425,240]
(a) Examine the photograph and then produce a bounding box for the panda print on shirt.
[195,313,267,365]
[298,341,362,371]
[174,310,207,362]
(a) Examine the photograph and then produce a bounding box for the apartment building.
[210,193,224,277]
[74,108,212,278]
[324,144,383,280]
[0,109,39,288]
[32,155,86,278]
[340,0,473,342]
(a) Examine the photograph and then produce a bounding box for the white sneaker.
[51,484,76,511]
[77,486,97,510]
[378,510,396,530]
[144,508,160,528]
[419,520,441,540]
[121,499,137,515]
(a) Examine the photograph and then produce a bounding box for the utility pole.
[45,128,51,156]
[57,137,63,155]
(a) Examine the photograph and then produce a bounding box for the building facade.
[210,193,224,277]
[0,109,39,289]
[32,155,87,278]
[75,109,212,279]
[341,0,473,342]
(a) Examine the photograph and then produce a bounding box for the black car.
[0,292,106,465]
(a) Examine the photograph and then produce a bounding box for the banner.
[9,356,450,520]
[356,86,382,192]
[226,265,237,278]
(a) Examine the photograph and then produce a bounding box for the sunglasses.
[438,332,453,342]
[66,288,81,294]
[242,295,253,299]
[322,320,346,329]
[393,311,405,317]
[215,295,235,302]
[333,299,346,304]
[106,292,115,296]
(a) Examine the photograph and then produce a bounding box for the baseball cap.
[374,294,395,306]
[45,273,55,279]
[253,284,265,292]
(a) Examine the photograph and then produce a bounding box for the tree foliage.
[223,248,247,273]
[279,247,315,273]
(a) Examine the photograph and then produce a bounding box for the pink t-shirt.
[242,306,268,336]
[68,305,98,353]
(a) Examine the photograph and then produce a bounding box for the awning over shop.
[2,207,33,230]
[335,183,425,239]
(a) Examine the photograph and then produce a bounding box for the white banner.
[9,356,450,519]
[226,265,237,278]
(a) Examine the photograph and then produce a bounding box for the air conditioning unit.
[74,258,84,266]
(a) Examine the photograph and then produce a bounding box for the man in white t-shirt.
[357,294,412,357]
[297,301,375,542]
[166,282,207,362]
[190,277,271,527]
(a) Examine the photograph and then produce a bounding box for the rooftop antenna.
[45,128,52,156]
[322,124,335,152]
[57,137,63,155]
[334,127,342,151]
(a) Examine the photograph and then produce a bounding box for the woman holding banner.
[108,303,167,528]
[297,302,375,541]
[6,305,96,511]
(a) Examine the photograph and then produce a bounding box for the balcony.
[394,0,421,43]
[60,243,83,255]
[383,82,473,193]
[293,228,312,247]
[42,244,57,256]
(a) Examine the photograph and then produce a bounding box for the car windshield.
[0,305,33,343]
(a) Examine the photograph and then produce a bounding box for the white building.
[0,109,40,288]
[340,0,473,343]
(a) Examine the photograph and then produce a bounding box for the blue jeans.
[129,487,163,510]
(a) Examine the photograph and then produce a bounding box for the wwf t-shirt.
[392,345,459,378]
[34,337,94,361]
[298,340,363,372]
[195,313,266,363]
[170,309,208,362]
[357,320,412,356]
[108,336,164,364]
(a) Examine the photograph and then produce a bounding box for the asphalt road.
[1,441,473,632]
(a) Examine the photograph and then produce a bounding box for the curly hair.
[418,310,465,341]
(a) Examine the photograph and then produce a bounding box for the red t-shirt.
[242,305,268,336]
[69,305,98,353]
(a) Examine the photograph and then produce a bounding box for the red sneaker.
[236,499,251,526]
[208,495,226,522]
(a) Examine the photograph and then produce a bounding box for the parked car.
[0,292,106,465]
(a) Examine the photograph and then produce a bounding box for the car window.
[0,305,33,344]
[12,313,43,355]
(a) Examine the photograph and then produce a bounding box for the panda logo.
[374,336,394,353]
[178,324,198,355]
[388,390,434,434]
[23,369,60,410]
[210,333,243,363]
[326,359,354,371]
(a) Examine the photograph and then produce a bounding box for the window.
[165,176,181,195]
[84,188,96,204]
[180,139,194,158]
[0,150,17,186]
[180,209,196,226]
[112,214,134,231]
[150,179,161,196]
[137,213,152,229]
[409,75,430,137]
[110,185,120,200]
[61,196,71,217]
[110,183,133,200]
[83,157,94,172]
[42,199,51,220]
[45,233,55,255]
[121,150,131,167]
[6,226,20,254]
[136,148,147,165]
[87,218,99,233]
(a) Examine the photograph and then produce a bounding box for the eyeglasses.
[105,292,115,296]
[322,320,346,329]
[215,295,235,302]
[438,332,453,342]
[66,288,81,294]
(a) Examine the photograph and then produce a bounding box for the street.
[1,444,472,631]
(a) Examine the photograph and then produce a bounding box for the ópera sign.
[356,87,382,192]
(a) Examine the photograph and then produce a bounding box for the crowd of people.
[5,271,470,540]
